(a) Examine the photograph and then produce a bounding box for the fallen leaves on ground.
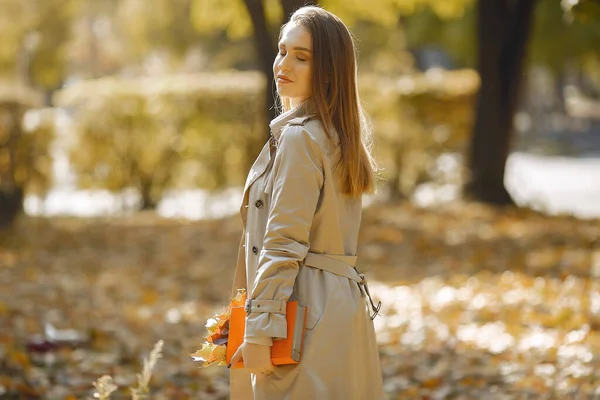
[0,201,598,399]
[361,201,600,399]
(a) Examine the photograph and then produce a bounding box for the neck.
[285,97,308,112]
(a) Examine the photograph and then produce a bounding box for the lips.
[277,75,293,83]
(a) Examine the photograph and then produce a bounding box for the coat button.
[255,199,263,208]
[252,246,258,255]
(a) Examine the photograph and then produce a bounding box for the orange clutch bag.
[226,301,308,369]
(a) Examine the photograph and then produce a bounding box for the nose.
[278,54,291,72]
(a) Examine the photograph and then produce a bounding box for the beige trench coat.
[230,99,384,399]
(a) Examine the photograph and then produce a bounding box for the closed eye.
[278,44,310,58]
[278,50,307,62]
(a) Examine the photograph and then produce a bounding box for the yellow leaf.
[189,343,214,363]
[205,317,219,333]
[229,288,247,311]
[207,344,227,364]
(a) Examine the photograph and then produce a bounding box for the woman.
[229,5,384,399]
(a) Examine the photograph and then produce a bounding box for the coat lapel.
[243,142,271,195]
[239,141,271,220]
[239,99,317,222]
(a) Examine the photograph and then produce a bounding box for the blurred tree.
[0,0,81,227]
[530,1,600,72]
[402,6,476,68]
[0,100,25,229]
[190,0,321,139]
[115,0,200,65]
[242,0,280,128]
[190,0,470,140]
[397,0,600,76]
[65,0,205,78]
[567,0,600,22]
[0,90,51,228]
[2,0,598,214]
[0,0,81,101]
[466,0,537,205]
[281,0,314,20]
[401,0,600,205]
[239,0,318,133]
[468,0,600,204]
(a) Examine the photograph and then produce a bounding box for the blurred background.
[1,0,600,399]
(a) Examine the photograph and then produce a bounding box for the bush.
[55,72,266,209]
[55,69,479,206]
[361,68,478,198]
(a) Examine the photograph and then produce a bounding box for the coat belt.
[303,252,381,320]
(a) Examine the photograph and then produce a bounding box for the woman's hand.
[229,341,275,375]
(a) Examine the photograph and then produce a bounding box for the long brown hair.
[277,6,378,197]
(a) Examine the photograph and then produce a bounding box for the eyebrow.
[279,44,312,53]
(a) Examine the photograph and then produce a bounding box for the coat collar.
[269,98,318,141]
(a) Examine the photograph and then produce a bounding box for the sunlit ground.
[1,199,598,398]
[372,273,600,398]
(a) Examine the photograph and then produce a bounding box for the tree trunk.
[0,104,24,228]
[243,0,320,141]
[465,0,537,205]
[387,145,405,201]
[243,0,278,141]
[281,0,317,23]
[139,181,156,210]
[0,187,23,229]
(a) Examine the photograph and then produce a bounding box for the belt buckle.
[358,276,382,320]
[369,300,382,320]
[244,299,252,314]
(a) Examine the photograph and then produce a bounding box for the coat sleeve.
[244,125,324,343]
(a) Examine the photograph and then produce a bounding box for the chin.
[277,88,295,98]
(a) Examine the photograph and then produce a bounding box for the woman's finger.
[229,345,243,368]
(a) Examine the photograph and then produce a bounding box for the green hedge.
[55,72,266,208]
[55,69,478,205]
[362,68,478,196]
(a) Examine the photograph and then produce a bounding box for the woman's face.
[273,23,313,106]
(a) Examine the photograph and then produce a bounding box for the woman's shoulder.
[284,116,339,154]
